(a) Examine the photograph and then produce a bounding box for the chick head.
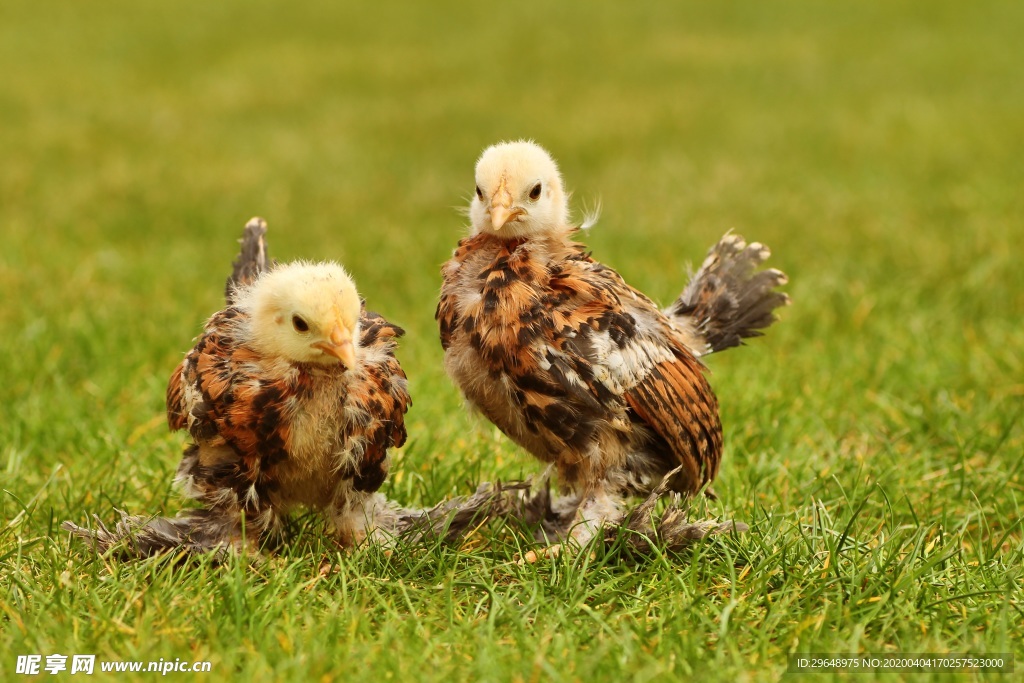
[241,262,361,368]
[470,140,570,238]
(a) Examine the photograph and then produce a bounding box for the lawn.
[2,1,1022,681]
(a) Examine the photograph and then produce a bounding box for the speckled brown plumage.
[438,230,722,500]
[64,218,413,556]
[438,141,788,544]
[165,302,410,546]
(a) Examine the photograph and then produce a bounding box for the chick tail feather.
[225,216,274,302]
[61,508,245,558]
[668,232,790,356]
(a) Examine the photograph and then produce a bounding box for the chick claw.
[517,544,563,565]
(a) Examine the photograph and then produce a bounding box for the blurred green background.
[2,1,1021,681]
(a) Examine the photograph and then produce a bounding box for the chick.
[65,219,411,555]
[437,141,788,546]
[167,261,410,546]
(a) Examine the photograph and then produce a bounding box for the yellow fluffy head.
[469,140,571,238]
[237,262,361,368]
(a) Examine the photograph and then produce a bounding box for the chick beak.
[314,325,356,369]
[489,177,523,230]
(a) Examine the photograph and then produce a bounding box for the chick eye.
[475,185,484,200]
[529,183,542,200]
[291,315,310,333]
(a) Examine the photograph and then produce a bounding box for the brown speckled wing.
[166,359,188,431]
[348,309,411,492]
[623,349,722,491]
[171,308,296,485]
[550,260,724,491]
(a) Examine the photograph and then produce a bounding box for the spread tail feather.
[669,232,790,356]
[225,216,274,303]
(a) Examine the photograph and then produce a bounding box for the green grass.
[2,0,1022,680]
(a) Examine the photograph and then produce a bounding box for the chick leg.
[515,485,624,563]
[325,491,383,547]
[567,488,626,545]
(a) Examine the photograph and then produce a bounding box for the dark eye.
[475,185,484,200]
[292,315,309,332]
[529,183,542,200]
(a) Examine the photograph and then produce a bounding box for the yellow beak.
[489,177,523,230]
[313,325,356,368]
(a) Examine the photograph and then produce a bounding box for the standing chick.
[437,141,788,545]
[165,261,411,549]
[65,220,411,554]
